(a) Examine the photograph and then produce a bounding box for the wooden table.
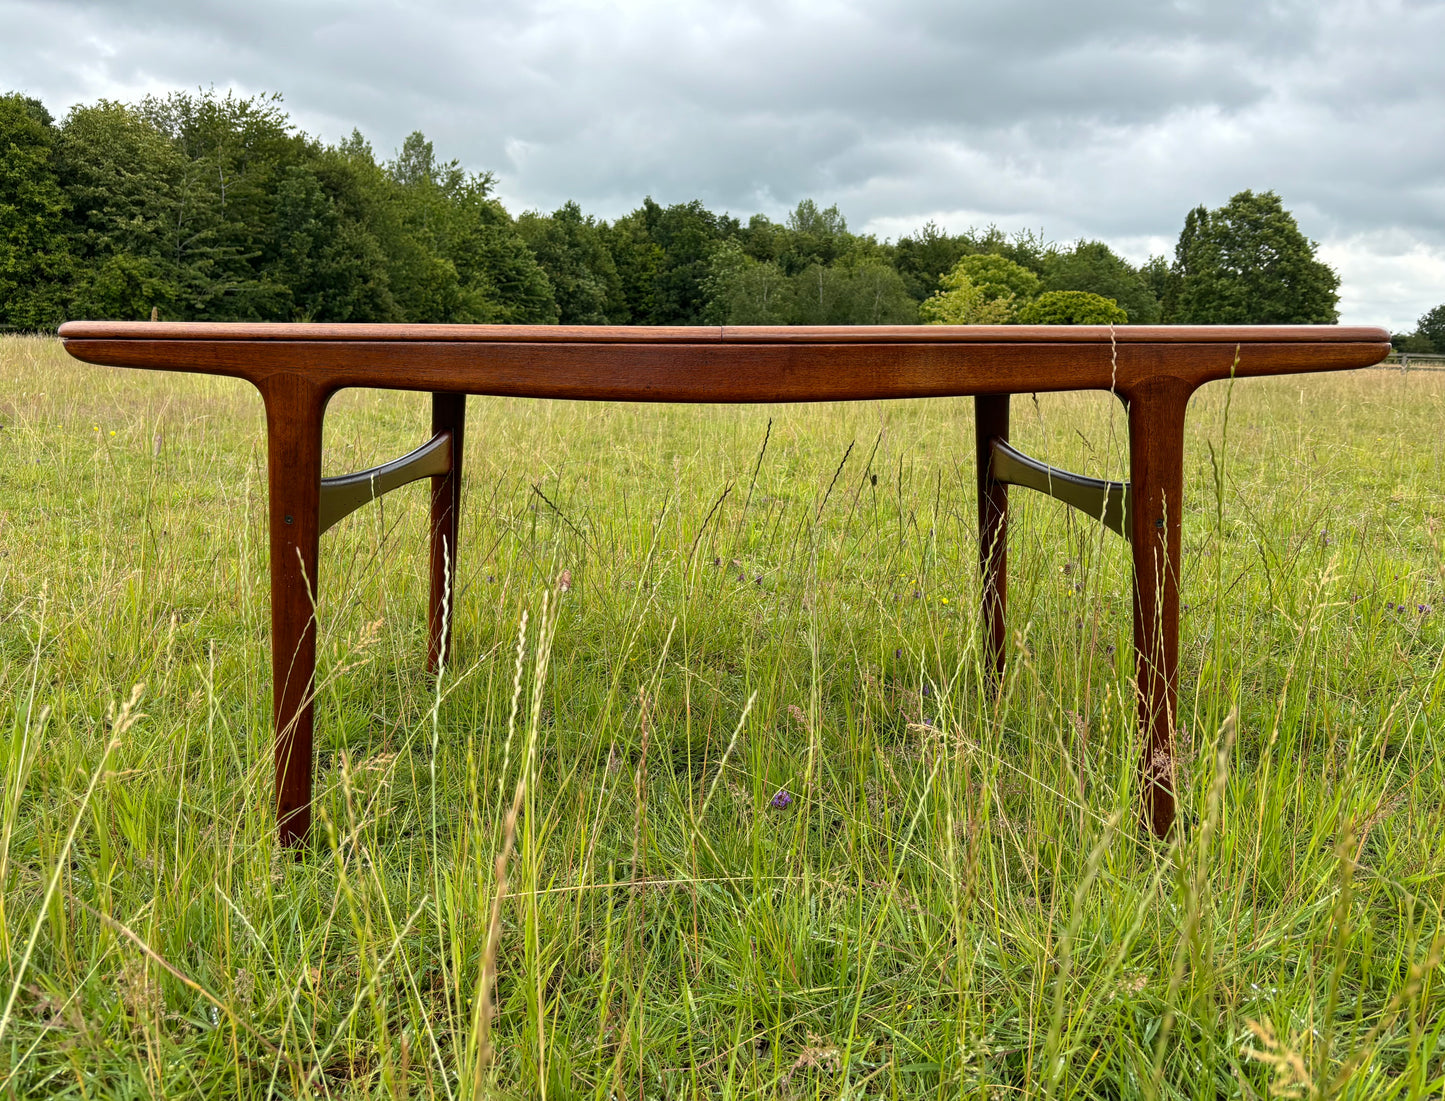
[59,322,1390,844]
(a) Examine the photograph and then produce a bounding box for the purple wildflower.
[769,788,793,810]
[1418,604,1432,614]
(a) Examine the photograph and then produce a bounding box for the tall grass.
[0,333,1442,1098]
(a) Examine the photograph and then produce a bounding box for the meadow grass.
[0,333,1442,1099]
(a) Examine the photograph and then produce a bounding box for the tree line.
[3,89,1347,331]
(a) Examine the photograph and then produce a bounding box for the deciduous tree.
[0,94,72,329]
[1017,290,1127,324]
[1170,190,1339,324]
[1416,303,1445,352]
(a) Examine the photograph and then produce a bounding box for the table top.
[60,322,1392,402]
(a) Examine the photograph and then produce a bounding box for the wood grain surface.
[60,323,1390,404]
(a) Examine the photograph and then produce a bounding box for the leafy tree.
[1044,240,1160,323]
[951,254,1040,304]
[1140,255,1175,322]
[892,221,973,302]
[1170,190,1339,323]
[0,94,73,329]
[1392,331,1435,354]
[1416,304,1445,352]
[737,213,788,264]
[601,213,662,324]
[611,198,736,325]
[516,201,624,324]
[779,199,852,275]
[54,99,185,319]
[919,269,1014,324]
[1018,290,1127,324]
[271,139,399,322]
[891,224,1053,302]
[384,131,556,323]
[136,89,307,319]
[702,239,793,324]
[833,257,916,324]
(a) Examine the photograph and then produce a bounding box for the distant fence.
[1374,352,1445,372]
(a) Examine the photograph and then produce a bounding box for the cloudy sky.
[3,0,1443,329]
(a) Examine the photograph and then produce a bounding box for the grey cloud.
[2,0,1443,327]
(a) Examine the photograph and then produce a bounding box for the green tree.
[1392,331,1434,354]
[136,89,307,319]
[737,213,788,264]
[701,239,793,324]
[264,153,399,321]
[610,198,736,325]
[1044,240,1160,323]
[0,94,73,329]
[1416,304,1445,352]
[831,256,916,324]
[55,99,184,319]
[1017,290,1127,324]
[1170,190,1339,323]
[517,201,624,324]
[1140,255,1175,322]
[951,254,1040,304]
[920,269,1015,324]
[892,221,972,301]
[384,131,556,323]
[779,199,852,275]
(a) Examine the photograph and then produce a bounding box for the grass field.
[1,333,1443,1098]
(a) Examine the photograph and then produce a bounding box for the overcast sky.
[3,0,1443,329]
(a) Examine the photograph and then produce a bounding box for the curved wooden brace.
[989,437,1131,541]
[319,430,453,535]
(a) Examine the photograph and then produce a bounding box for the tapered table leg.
[264,377,327,848]
[428,393,466,674]
[975,394,1010,689]
[1126,379,1191,838]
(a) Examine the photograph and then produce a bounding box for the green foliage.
[893,224,1054,303]
[1044,240,1161,323]
[0,94,72,329]
[705,242,916,326]
[1017,289,1128,324]
[919,269,1015,324]
[778,199,852,275]
[788,256,917,325]
[1392,331,1435,354]
[20,90,559,324]
[951,254,1040,304]
[5,89,1372,334]
[1170,190,1339,324]
[1415,303,1445,352]
[892,221,973,301]
[383,132,556,324]
[611,198,739,325]
[516,201,624,324]
[701,239,793,324]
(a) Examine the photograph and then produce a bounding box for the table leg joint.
[318,431,454,534]
[988,437,1131,541]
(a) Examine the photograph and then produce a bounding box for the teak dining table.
[59,321,1391,845]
